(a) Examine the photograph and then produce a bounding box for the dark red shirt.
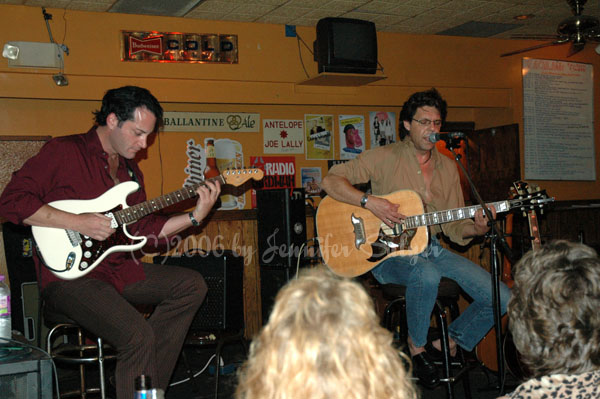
[0,127,168,292]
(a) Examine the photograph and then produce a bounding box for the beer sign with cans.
[121,31,238,63]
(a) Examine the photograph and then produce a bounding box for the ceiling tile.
[255,14,290,24]
[4,0,586,42]
[184,9,226,19]
[267,5,313,18]
[355,0,401,14]
[68,1,111,12]
[25,0,70,7]
[231,3,278,16]
[193,0,237,13]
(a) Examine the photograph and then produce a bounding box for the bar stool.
[381,277,472,399]
[43,305,116,399]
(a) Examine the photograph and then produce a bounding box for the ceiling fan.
[501,0,600,57]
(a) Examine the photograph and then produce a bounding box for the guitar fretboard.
[114,175,226,225]
[403,200,509,229]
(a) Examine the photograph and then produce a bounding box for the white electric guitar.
[32,168,263,280]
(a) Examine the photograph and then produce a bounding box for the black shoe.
[412,352,440,388]
[425,341,457,362]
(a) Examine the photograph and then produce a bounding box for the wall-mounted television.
[314,17,378,75]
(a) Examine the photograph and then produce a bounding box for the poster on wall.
[163,111,260,133]
[183,137,245,210]
[523,59,594,180]
[249,156,296,190]
[249,155,297,207]
[369,111,396,147]
[263,119,304,154]
[338,115,366,159]
[301,167,322,197]
[305,114,334,160]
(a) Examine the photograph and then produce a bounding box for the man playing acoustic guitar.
[0,86,221,398]
[320,88,511,388]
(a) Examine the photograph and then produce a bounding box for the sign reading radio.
[121,31,238,63]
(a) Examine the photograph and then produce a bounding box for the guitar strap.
[125,159,140,187]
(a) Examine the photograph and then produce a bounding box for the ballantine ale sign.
[121,31,238,63]
[163,112,259,133]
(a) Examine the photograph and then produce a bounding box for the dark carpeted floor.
[54,339,521,399]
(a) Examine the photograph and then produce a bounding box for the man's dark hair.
[93,86,163,131]
[399,88,447,140]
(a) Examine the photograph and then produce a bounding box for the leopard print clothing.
[504,370,600,399]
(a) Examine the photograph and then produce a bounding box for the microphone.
[428,132,466,143]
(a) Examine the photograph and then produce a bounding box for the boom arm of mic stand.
[446,144,507,394]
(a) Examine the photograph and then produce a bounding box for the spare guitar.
[476,181,545,374]
[316,186,553,277]
[32,168,263,280]
[503,181,543,380]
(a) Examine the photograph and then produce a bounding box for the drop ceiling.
[5,0,599,39]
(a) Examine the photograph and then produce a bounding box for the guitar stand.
[446,142,513,396]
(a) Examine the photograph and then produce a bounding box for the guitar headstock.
[221,168,264,187]
[509,180,554,216]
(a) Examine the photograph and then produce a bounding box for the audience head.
[509,240,600,376]
[235,267,416,399]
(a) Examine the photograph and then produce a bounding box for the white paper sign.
[263,119,304,154]
[523,59,595,181]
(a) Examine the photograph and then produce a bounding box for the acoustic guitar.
[316,186,553,277]
[32,168,263,280]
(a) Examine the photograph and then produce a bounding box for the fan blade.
[500,39,569,57]
[567,41,586,56]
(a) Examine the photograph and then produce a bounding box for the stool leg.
[77,328,87,399]
[98,337,106,399]
[181,348,202,393]
[214,341,224,399]
[434,300,454,399]
[460,348,473,399]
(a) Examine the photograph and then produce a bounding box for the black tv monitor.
[314,17,378,74]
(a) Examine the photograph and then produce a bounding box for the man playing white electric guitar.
[0,86,221,398]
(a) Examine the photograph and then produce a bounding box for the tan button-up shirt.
[327,139,474,246]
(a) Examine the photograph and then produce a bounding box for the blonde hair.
[235,267,416,399]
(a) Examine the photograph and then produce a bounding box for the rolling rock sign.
[121,31,238,63]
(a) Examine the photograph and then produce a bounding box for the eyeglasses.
[413,118,442,127]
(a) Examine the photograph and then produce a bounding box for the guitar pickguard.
[367,225,418,263]
[350,213,366,249]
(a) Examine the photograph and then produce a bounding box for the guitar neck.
[403,200,510,229]
[527,211,542,251]
[114,175,226,225]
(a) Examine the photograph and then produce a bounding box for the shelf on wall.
[297,72,387,87]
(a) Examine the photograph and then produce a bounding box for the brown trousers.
[43,263,207,398]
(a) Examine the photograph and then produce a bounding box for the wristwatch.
[360,194,369,208]
[188,211,200,226]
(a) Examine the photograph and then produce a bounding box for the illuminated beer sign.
[121,31,238,63]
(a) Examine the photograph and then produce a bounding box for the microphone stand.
[443,137,512,395]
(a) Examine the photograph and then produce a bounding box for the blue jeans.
[371,236,511,352]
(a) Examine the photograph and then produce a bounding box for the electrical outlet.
[285,25,297,37]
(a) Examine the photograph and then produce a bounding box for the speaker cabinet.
[256,188,307,268]
[2,222,38,342]
[154,250,244,332]
[259,265,292,324]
